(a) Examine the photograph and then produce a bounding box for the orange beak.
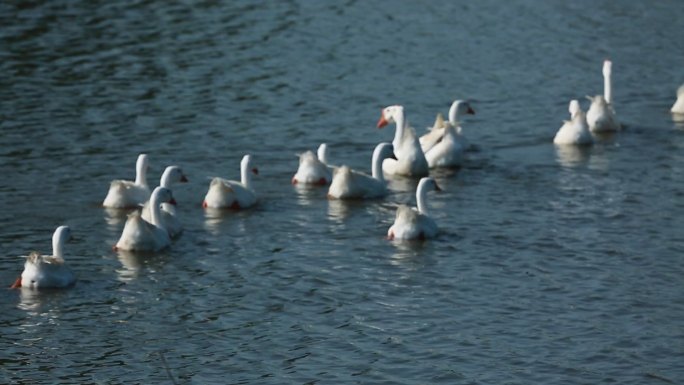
[376,111,389,128]
[10,277,21,289]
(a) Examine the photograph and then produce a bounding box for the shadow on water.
[292,183,329,207]
[115,249,173,283]
[16,286,71,315]
[554,144,592,168]
[672,113,684,127]
[103,207,137,229]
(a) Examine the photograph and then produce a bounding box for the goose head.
[449,100,475,118]
[602,59,612,79]
[568,100,581,118]
[241,154,259,176]
[160,165,188,188]
[377,105,404,128]
[447,100,475,127]
[151,186,175,206]
[418,177,441,194]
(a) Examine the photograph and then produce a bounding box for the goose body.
[141,165,188,238]
[586,60,621,132]
[102,153,151,208]
[671,84,684,114]
[328,142,394,199]
[424,125,467,168]
[203,155,258,209]
[387,177,440,240]
[420,100,476,156]
[11,226,75,289]
[377,106,429,177]
[554,100,593,145]
[115,187,174,252]
[420,113,448,153]
[292,143,333,185]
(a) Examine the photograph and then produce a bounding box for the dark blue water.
[2,1,684,383]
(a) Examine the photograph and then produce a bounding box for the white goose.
[671,84,684,114]
[292,143,333,185]
[103,153,151,208]
[422,100,476,168]
[387,177,441,240]
[328,142,394,199]
[377,105,429,177]
[553,100,593,145]
[115,187,174,252]
[420,100,476,154]
[586,60,621,132]
[141,165,188,238]
[203,155,258,209]
[11,226,76,289]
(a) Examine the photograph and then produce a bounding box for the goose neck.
[149,191,164,228]
[135,155,148,187]
[416,180,431,216]
[241,159,252,188]
[52,227,68,259]
[604,69,612,105]
[448,103,459,126]
[160,167,173,188]
[393,111,406,148]
[371,146,386,181]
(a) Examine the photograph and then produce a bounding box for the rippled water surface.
[2,1,684,384]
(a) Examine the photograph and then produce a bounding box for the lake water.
[2,0,684,383]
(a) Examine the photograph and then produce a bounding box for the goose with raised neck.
[587,60,620,132]
[203,154,258,209]
[11,226,76,289]
[327,142,394,199]
[554,100,593,145]
[420,100,476,153]
[142,165,188,238]
[423,100,476,167]
[377,105,429,177]
[292,143,333,185]
[115,186,174,252]
[103,153,151,208]
[387,177,440,240]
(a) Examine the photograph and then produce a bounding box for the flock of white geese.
[11,60,684,290]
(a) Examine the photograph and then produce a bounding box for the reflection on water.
[672,113,684,125]
[554,145,591,168]
[17,287,69,320]
[386,176,420,195]
[293,184,328,207]
[17,289,44,313]
[591,131,618,143]
[388,239,432,272]
[587,147,613,172]
[326,199,353,225]
[115,249,172,283]
[116,250,144,282]
[104,207,136,229]
[203,208,229,235]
